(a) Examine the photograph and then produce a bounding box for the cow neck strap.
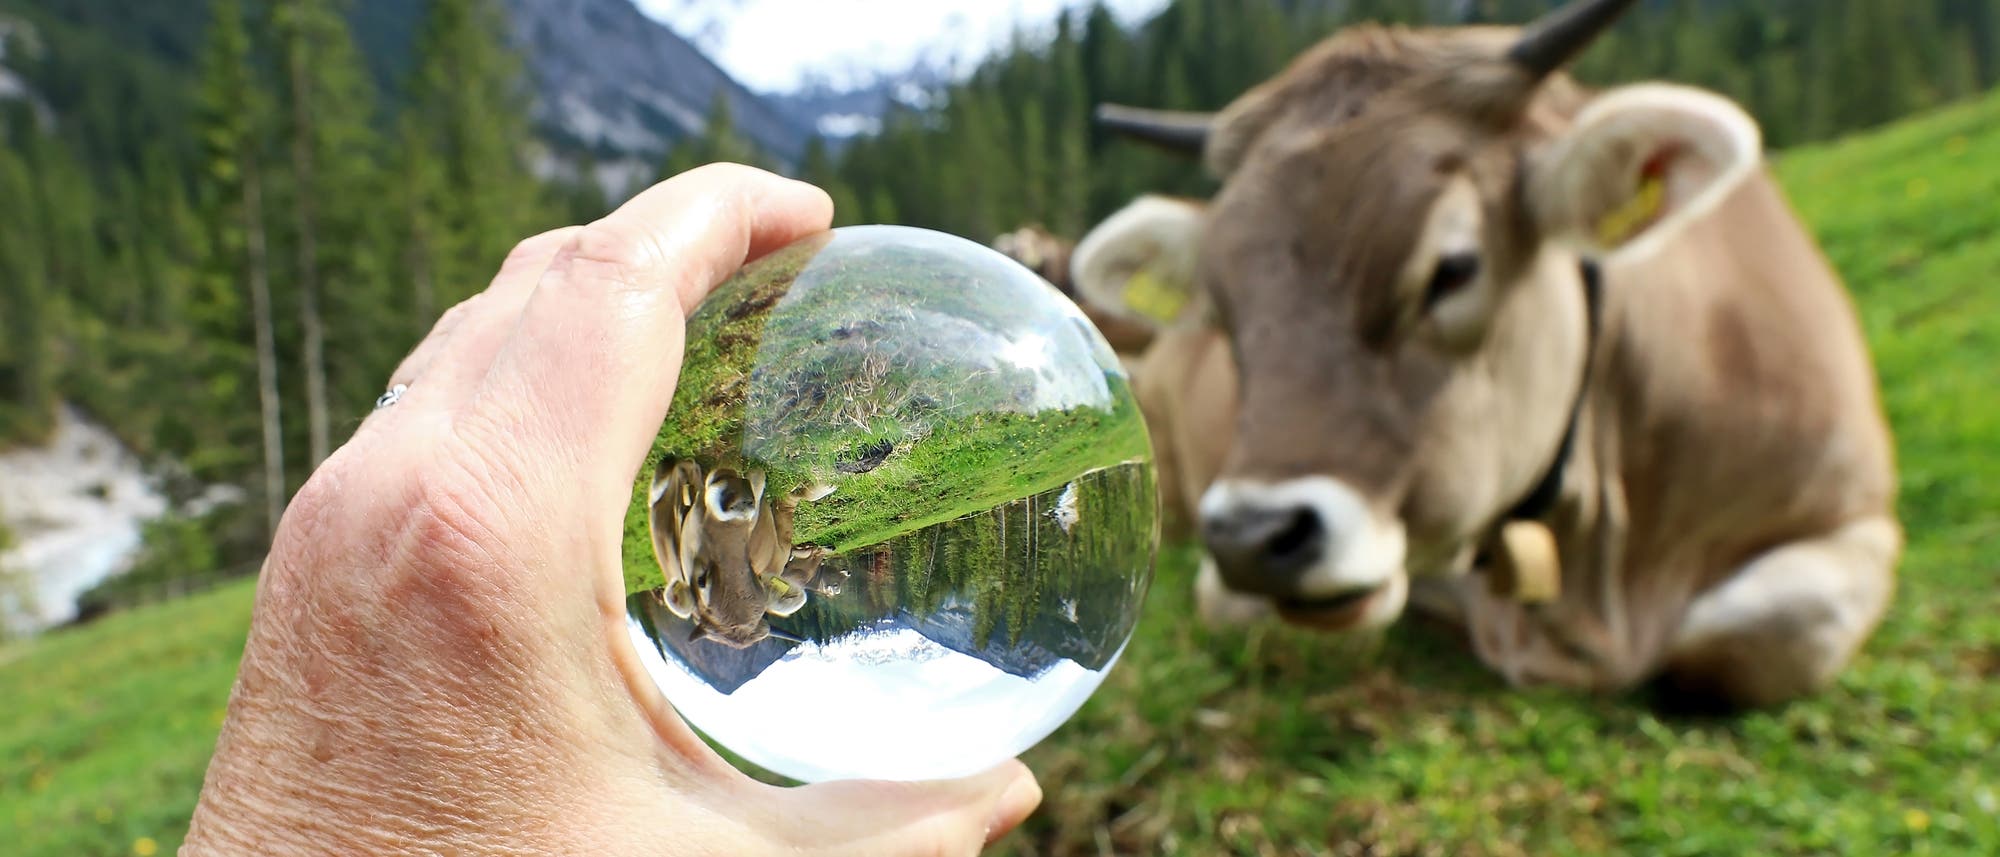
[1505,259,1603,523]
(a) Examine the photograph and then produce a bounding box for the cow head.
[999,223,1163,355]
[993,225,1074,290]
[649,458,811,648]
[1080,0,1763,631]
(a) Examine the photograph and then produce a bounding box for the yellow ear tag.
[1123,269,1190,324]
[1594,174,1666,248]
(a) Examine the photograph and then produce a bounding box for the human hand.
[182,165,1043,856]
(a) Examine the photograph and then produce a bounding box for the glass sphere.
[622,225,1158,783]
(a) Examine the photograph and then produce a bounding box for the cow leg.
[1450,578,1614,690]
[1662,516,1899,708]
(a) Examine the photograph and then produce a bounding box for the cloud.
[635,0,1168,93]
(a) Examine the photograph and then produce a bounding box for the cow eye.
[1424,252,1481,308]
[696,570,711,589]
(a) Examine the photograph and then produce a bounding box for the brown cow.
[993,224,1158,356]
[1068,199,1236,545]
[649,457,841,648]
[1074,0,1898,707]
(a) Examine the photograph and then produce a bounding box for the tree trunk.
[287,13,331,468]
[244,160,287,534]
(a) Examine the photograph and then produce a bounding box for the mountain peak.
[505,0,809,161]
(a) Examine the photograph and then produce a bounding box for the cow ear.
[1071,195,1207,330]
[1528,84,1761,261]
[764,578,808,617]
[661,579,695,619]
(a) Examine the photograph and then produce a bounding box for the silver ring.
[375,383,408,410]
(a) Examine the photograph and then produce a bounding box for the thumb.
[763,761,1043,856]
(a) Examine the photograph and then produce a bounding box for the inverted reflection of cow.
[648,457,842,648]
[1077,0,1898,708]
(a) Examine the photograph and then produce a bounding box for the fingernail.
[985,769,1042,840]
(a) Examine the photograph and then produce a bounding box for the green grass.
[788,394,1148,552]
[0,580,252,856]
[5,91,1998,856]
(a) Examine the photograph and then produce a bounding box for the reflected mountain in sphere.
[622,225,1157,783]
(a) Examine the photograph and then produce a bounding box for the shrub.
[72,505,257,623]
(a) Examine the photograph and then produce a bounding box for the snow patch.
[816,112,882,138]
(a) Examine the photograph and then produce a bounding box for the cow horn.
[1095,104,1212,154]
[766,627,808,644]
[1506,0,1641,78]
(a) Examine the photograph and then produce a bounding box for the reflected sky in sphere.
[629,620,1123,783]
[621,225,1156,783]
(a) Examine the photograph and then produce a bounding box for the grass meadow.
[4,91,1997,856]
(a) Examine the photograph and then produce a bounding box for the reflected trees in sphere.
[621,225,1158,783]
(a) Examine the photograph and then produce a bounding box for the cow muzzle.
[1198,477,1408,629]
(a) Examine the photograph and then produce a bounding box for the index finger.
[463,164,833,503]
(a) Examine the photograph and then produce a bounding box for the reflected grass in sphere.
[621,225,1158,783]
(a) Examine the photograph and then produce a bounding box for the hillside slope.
[2,91,1996,856]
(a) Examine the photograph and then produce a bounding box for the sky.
[635,0,1170,93]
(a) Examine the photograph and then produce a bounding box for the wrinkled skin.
[182,166,1040,856]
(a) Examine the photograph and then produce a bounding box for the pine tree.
[404,0,542,310]
[125,143,223,466]
[1944,0,1998,89]
[1014,97,1051,234]
[198,0,286,533]
[1079,3,1127,112]
[798,137,864,226]
[1824,0,1917,132]
[393,115,447,330]
[1048,10,1093,236]
[866,185,900,226]
[663,95,763,180]
[276,0,381,468]
[0,146,55,442]
[559,146,612,223]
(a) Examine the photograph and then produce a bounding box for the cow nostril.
[1266,509,1322,563]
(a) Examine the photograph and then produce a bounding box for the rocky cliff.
[502,0,809,161]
